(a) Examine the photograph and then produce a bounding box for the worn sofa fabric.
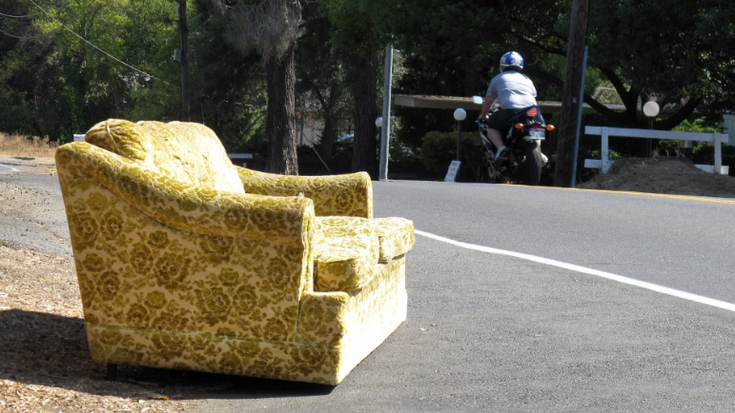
[56,118,414,385]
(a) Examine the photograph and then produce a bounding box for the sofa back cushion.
[86,119,244,194]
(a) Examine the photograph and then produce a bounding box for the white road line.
[416,229,735,313]
[0,164,19,172]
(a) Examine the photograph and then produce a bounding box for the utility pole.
[178,0,190,121]
[554,0,589,187]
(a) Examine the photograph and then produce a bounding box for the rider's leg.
[487,128,506,158]
[536,140,549,164]
[487,128,504,149]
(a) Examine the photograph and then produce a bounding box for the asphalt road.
[0,156,70,257]
[194,180,735,413]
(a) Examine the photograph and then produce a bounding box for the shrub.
[419,130,486,181]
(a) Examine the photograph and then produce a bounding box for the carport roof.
[393,94,623,114]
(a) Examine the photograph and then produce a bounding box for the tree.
[191,1,267,153]
[582,0,735,127]
[320,0,386,177]
[209,0,302,175]
[488,0,735,129]
[0,0,181,139]
[295,2,352,163]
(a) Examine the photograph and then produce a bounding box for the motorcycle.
[473,97,554,185]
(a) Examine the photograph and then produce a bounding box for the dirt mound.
[577,157,735,199]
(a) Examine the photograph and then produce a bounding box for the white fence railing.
[584,126,730,175]
[227,153,253,167]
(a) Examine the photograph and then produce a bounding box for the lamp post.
[643,101,659,157]
[378,45,393,182]
[453,108,467,161]
[444,108,467,182]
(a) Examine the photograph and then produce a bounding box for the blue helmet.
[499,51,524,72]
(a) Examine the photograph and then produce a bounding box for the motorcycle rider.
[477,51,546,163]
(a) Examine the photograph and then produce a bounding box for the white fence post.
[715,133,723,173]
[601,127,610,173]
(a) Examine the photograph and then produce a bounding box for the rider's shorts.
[487,109,520,132]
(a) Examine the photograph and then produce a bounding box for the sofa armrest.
[57,143,314,247]
[235,167,373,218]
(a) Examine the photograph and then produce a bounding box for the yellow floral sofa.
[55,119,414,385]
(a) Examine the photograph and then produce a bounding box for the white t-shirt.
[486,71,538,110]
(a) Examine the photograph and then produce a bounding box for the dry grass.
[0,132,58,158]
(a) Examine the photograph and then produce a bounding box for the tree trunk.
[351,51,379,177]
[179,0,190,121]
[265,41,298,175]
[321,115,337,161]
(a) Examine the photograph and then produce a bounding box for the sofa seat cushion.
[374,217,415,263]
[85,119,245,195]
[314,216,378,292]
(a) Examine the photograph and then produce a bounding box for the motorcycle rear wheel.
[517,141,543,185]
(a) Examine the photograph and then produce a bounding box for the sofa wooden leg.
[106,364,117,381]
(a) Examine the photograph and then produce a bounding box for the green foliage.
[319,0,385,57]
[0,87,33,135]
[419,130,486,181]
[209,0,302,59]
[192,1,268,153]
[586,1,735,126]
[0,0,182,140]
[673,118,722,134]
[656,118,723,158]
[295,2,352,161]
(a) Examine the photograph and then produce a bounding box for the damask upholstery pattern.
[56,119,414,385]
[237,168,373,218]
[374,217,416,263]
[313,216,378,292]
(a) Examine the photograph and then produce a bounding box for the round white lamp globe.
[453,108,467,122]
[643,101,660,118]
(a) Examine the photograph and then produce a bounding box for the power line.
[0,11,39,19]
[26,0,160,81]
[0,24,45,40]
[0,27,26,39]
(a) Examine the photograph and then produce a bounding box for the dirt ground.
[576,157,735,199]
[1,154,735,412]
